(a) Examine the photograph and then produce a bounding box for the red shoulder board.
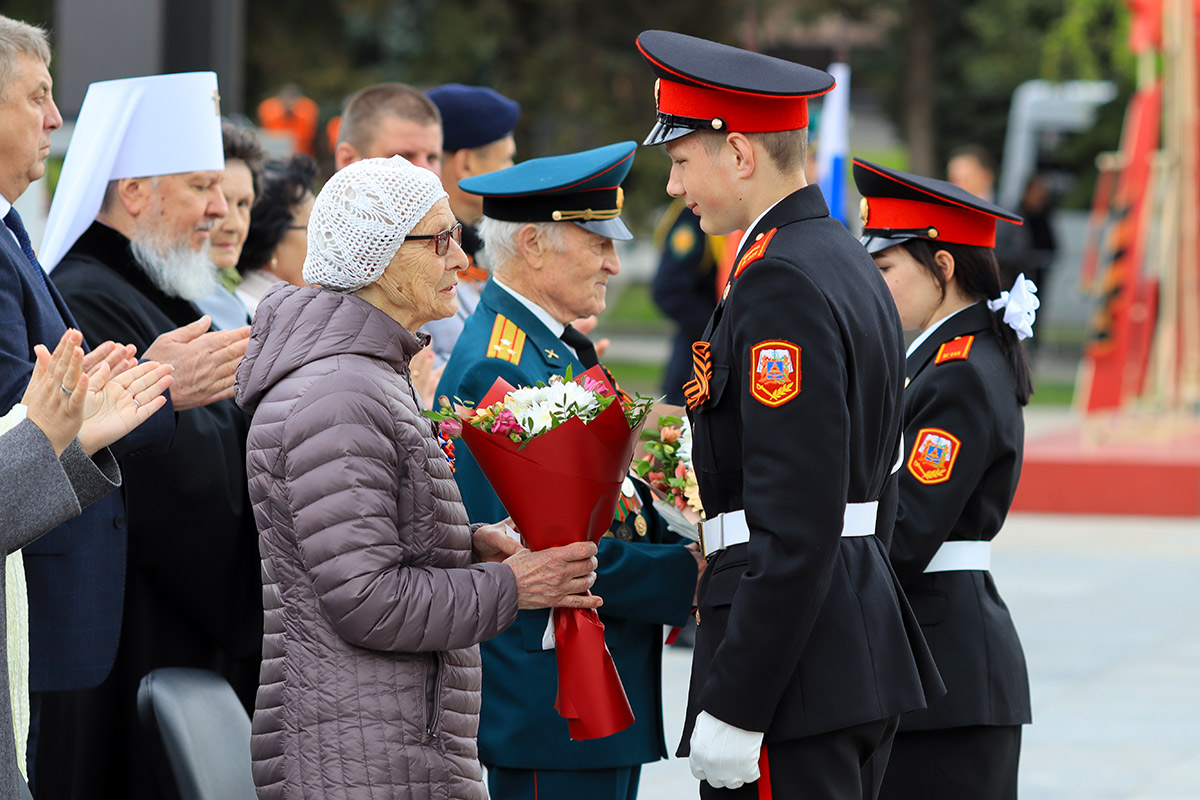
[732,228,778,280]
[935,335,974,365]
[749,339,801,406]
[907,427,961,485]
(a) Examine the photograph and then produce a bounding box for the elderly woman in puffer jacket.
[235,157,601,800]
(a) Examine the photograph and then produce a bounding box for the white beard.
[130,236,219,301]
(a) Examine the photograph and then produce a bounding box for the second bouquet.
[434,366,652,741]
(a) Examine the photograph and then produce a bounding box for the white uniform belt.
[923,541,992,573]
[700,502,878,560]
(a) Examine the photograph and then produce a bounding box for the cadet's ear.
[725,132,756,179]
[933,249,956,284]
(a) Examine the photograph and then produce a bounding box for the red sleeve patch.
[731,227,778,280]
[907,427,961,484]
[935,335,974,364]
[749,340,801,406]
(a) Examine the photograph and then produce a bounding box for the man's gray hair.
[0,15,51,101]
[477,217,569,269]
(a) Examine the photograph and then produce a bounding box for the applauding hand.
[77,359,174,455]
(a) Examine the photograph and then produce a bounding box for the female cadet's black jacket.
[891,301,1032,730]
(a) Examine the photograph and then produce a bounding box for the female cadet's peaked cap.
[636,30,835,145]
[853,158,1023,253]
[458,141,637,241]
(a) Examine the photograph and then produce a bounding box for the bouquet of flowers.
[635,415,704,539]
[431,366,653,740]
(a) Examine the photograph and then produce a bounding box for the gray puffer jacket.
[236,284,518,800]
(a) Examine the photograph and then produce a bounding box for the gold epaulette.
[486,315,526,363]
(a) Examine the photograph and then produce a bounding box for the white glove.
[688,710,765,789]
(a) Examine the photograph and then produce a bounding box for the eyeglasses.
[405,222,463,257]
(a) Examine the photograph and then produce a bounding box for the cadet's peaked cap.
[636,30,834,146]
[427,83,521,151]
[854,158,1023,253]
[459,141,636,241]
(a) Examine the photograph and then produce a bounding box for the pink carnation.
[582,376,606,394]
[439,418,463,438]
[490,408,523,436]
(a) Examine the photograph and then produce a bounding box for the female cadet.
[853,159,1037,800]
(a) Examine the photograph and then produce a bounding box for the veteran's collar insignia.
[750,339,801,407]
[907,427,961,485]
[935,335,974,364]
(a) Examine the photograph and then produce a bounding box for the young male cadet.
[635,30,944,799]
[436,141,702,800]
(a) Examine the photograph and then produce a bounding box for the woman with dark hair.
[853,159,1037,800]
[196,119,266,330]
[234,154,317,315]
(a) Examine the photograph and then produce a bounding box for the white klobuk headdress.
[40,71,225,270]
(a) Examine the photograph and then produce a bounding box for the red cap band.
[865,197,998,248]
[658,78,809,132]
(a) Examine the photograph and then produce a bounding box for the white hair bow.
[987,274,1040,340]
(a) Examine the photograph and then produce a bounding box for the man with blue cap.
[635,30,944,799]
[437,141,702,800]
[423,83,520,366]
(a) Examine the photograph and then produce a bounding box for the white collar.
[738,195,786,260]
[906,302,977,359]
[492,276,566,339]
[0,195,12,219]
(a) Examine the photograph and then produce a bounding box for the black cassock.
[35,222,261,800]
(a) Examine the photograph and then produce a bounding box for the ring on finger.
[132,397,141,408]
[60,384,72,396]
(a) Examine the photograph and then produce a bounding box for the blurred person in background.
[234,154,318,316]
[256,83,319,157]
[423,83,520,367]
[855,159,1034,800]
[195,120,264,330]
[334,82,442,173]
[236,155,601,800]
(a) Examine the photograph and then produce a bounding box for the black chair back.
[137,667,257,800]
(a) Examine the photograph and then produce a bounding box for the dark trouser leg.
[699,716,899,800]
[486,764,641,800]
[877,725,1022,800]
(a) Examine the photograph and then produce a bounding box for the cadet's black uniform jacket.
[891,302,1032,730]
[680,185,943,750]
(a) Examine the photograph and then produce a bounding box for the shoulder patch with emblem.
[907,427,961,485]
[935,335,974,365]
[749,339,801,406]
[485,314,526,363]
[732,227,778,280]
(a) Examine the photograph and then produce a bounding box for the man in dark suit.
[635,31,945,798]
[437,142,702,800]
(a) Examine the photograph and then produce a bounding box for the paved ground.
[637,410,1200,799]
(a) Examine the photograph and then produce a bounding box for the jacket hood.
[236,283,427,415]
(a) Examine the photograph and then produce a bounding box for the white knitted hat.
[303,156,447,292]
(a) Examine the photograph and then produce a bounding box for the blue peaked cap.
[427,83,521,151]
[459,141,637,241]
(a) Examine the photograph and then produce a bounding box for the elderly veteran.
[436,141,701,800]
[236,156,601,800]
